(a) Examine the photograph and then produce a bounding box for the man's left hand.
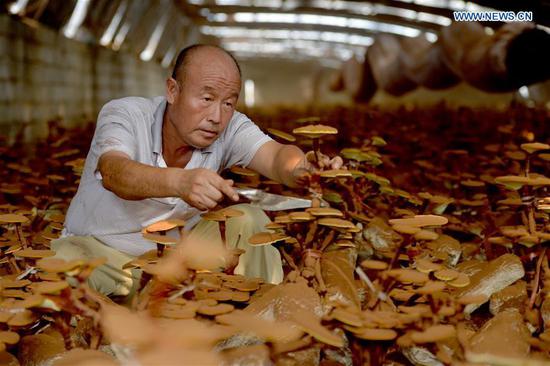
[291,151,345,186]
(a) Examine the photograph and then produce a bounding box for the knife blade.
[235,188,313,211]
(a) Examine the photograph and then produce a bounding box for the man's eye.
[224,102,234,108]
[203,97,212,102]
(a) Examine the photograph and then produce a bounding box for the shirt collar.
[151,98,165,155]
[151,97,215,155]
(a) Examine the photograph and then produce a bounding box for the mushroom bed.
[0,105,548,366]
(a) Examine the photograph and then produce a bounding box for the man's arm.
[98,151,238,210]
[247,141,344,188]
[247,141,304,188]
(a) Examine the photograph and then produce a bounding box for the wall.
[237,57,527,110]
[238,58,351,108]
[0,14,166,142]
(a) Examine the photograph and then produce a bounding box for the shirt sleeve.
[222,112,273,169]
[91,100,138,179]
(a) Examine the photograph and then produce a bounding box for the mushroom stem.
[303,221,318,248]
[529,247,546,309]
[156,243,164,257]
[15,224,28,249]
[54,312,74,350]
[527,205,536,235]
[219,221,227,248]
[312,139,320,165]
[7,257,18,274]
[388,235,410,271]
[319,229,336,252]
[314,258,326,292]
[341,181,360,213]
[379,235,410,297]
[280,247,299,271]
[157,231,168,257]
[427,294,439,318]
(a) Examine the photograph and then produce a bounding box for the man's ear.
[166,77,179,104]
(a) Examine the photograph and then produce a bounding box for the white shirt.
[64,96,272,256]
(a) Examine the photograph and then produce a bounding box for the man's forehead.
[198,83,240,98]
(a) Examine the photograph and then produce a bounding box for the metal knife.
[235,188,313,211]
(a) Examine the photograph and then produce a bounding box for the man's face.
[166,51,241,149]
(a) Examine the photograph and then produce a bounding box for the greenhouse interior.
[0,0,549,365]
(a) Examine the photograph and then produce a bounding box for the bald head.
[171,44,241,85]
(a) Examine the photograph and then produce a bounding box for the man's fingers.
[218,179,239,201]
[204,183,224,202]
[200,195,218,209]
[330,156,344,170]
[204,172,238,202]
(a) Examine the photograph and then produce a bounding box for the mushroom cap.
[264,222,286,230]
[521,142,550,154]
[201,211,227,222]
[0,214,29,224]
[219,208,245,218]
[319,169,352,178]
[461,179,485,188]
[410,324,456,343]
[389,214,448,228]
[7,309,37,326]
[392,224,421,235]
[142,233,177,245]
[335,240,356,248]
[289,211,314,222]
[0,331,19,345]
[0,279,31,288]
[495,174,550,189]
[504,150,527,161]
[340,149,373,162]
[274,215,292,224]
[338,232,353,240]
[360,259,388,270]
[414,230,439,241]
[15,249,56,259]
[248,232,289,246]
[305,207,343,217]
[386,269,430,284]
[456,294,489,305]
[330,308,363,327]
[447,272,470,288]
[317,218,355,229]
[267,128,296,142]
[292,124,338,138]
[415,259,442,273]
[348,212,371,223]
[197,303,235,316]
[433,268,460,281]
[415,281,446,295]
[29,280,69,294]
[145,219,186,233]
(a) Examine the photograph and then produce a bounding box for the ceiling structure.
[3,0,550,68]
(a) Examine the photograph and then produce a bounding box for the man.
[53,44,342,297]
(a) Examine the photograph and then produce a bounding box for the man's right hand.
[174,168,239,211]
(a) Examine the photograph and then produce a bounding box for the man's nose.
[208,102,222,124]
